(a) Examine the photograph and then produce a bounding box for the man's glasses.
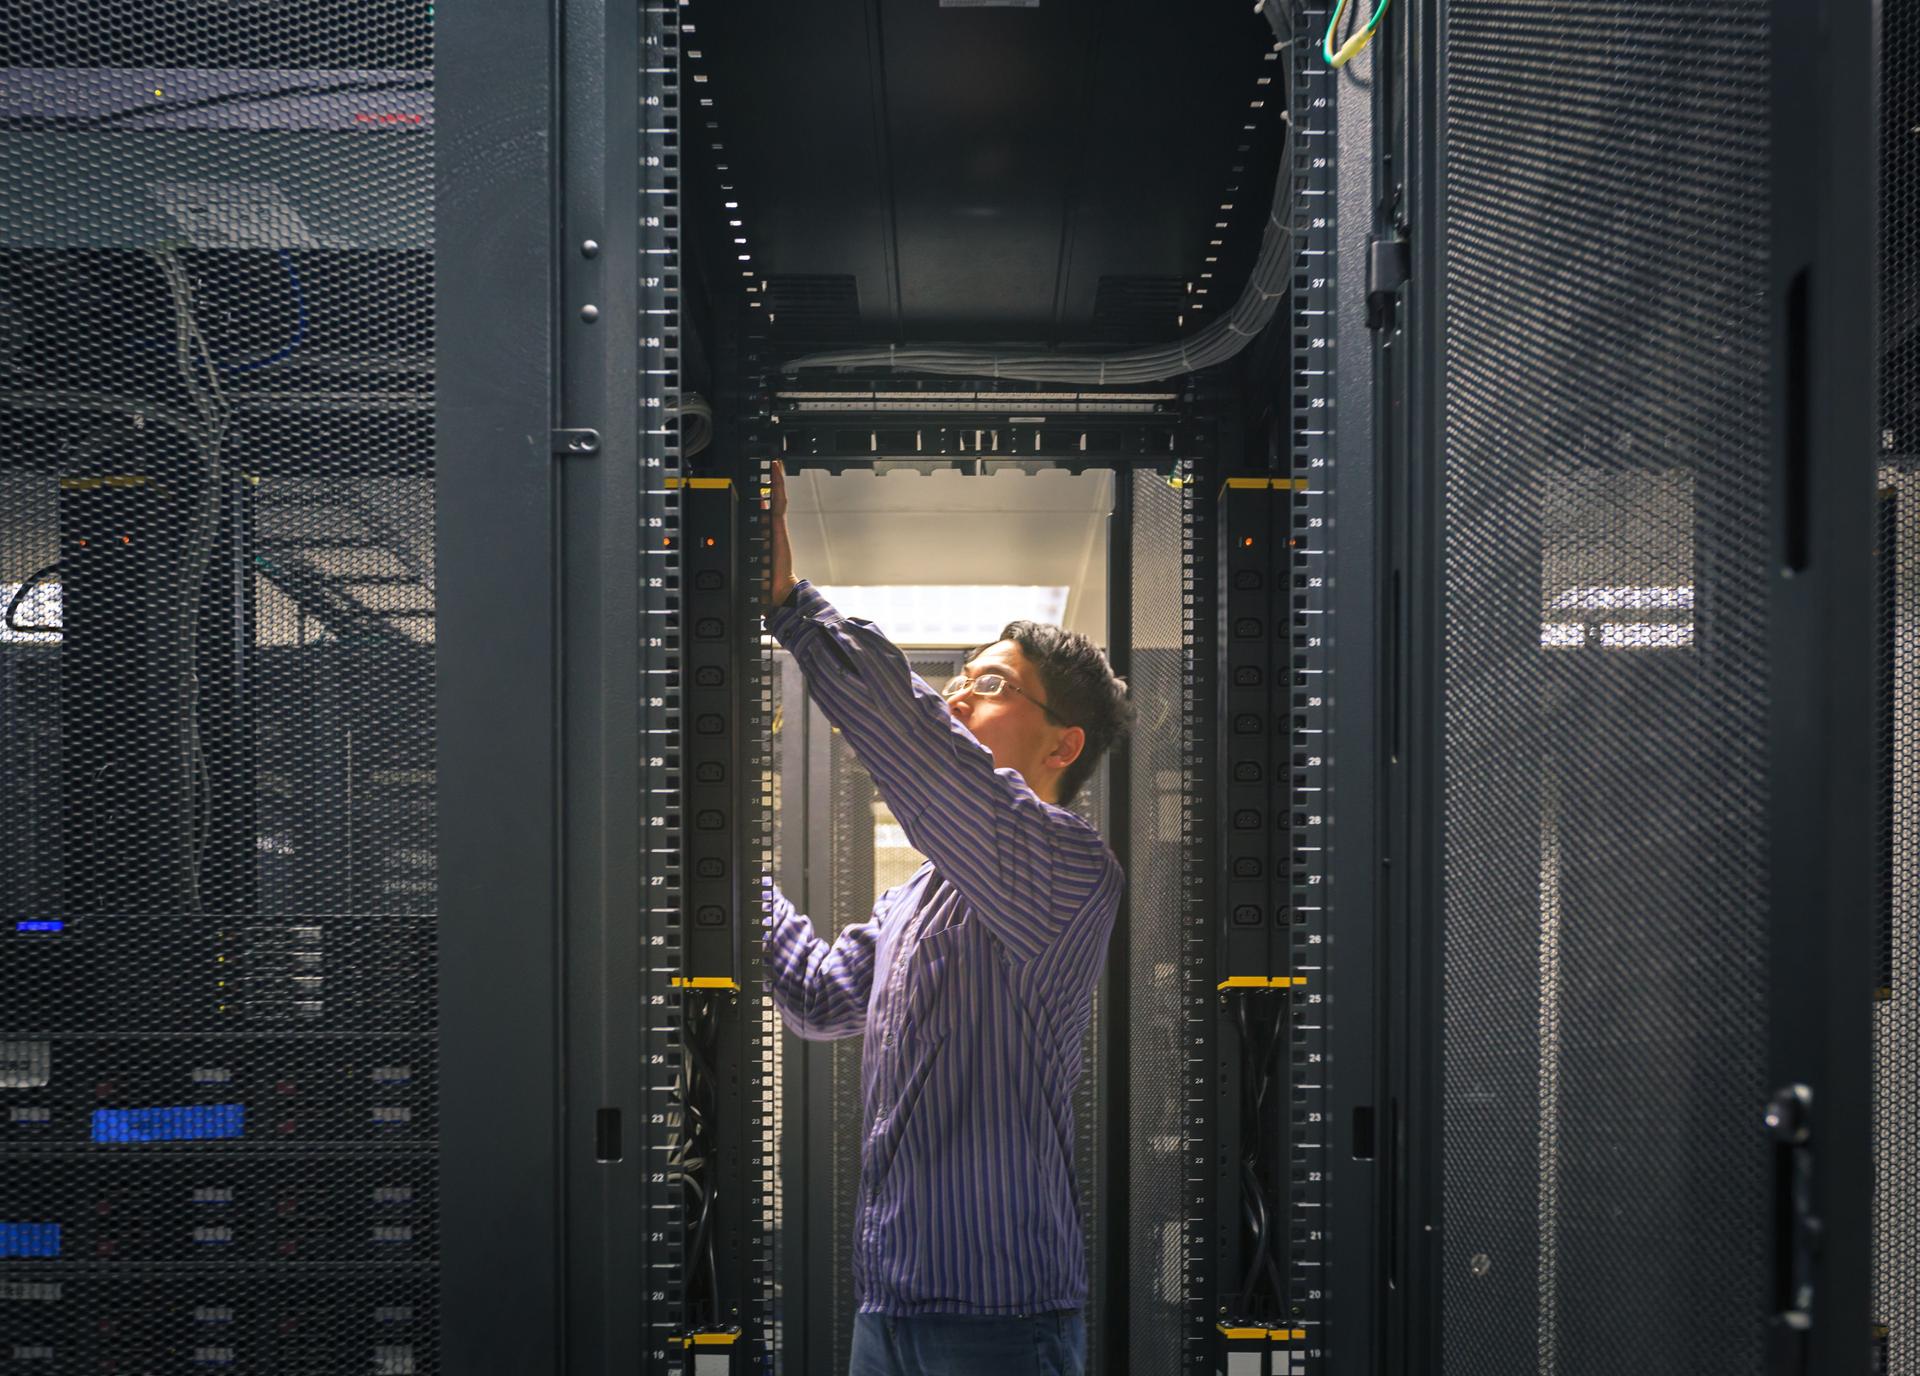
[940,670,1070,727]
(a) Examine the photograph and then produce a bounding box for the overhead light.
[811,585,1070,646]
[1598,622,1693,649]
[1540,585,1695,650]
[1549,585,1693,610]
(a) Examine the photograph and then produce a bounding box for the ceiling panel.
[786,467,1112,638]
[684,0,1285,343]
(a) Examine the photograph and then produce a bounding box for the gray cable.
[781,2,1296,384]
[149,248,232,917]
[678,392,714,458]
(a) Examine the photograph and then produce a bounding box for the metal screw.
[582,239,600,258]
[579,304,600,323]
[1469,1253,1491,1278]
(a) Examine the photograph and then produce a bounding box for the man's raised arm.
[766,584,1111,964]
[762,880,876,1041]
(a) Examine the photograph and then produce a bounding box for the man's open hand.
[766,459,799,611]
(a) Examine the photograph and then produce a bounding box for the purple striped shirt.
[763,582,1124,1317]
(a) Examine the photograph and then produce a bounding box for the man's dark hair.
[977,621,1133,806]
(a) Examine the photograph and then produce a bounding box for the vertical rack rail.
[740,326,781,1371]
[1178,449,1218,1369]
[639,1,686,1368]
[1289,2,1339,1370]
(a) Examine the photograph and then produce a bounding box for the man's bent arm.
[768,581,1112,964]
[763,879,876,1041]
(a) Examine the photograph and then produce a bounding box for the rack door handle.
[1766,1083,1817,1375]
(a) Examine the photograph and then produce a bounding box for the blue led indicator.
[92,1103,245,1144]
[15,920,62,933]
[0,1222,61,1258]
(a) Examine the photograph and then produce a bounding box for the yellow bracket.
[1221,476,1309,493]
[664,477,733,490]
[678,1330,742,1348]
[59,475,149,490]
[1218,975,1305,990]
[670,976,740,991]
[1218,1324,1308,1341]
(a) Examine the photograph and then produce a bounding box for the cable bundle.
[671,994,725,1324]
[1233,990,1291,1321]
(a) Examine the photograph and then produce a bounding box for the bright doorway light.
[0,582,61,643]
[812,585,1070,646]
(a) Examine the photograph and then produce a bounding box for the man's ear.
[1048,726,1087,771]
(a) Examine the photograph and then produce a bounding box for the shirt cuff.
[768,579,835,646]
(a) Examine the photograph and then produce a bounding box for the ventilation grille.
[1127,468,1195,1373]
[1884,0,1920,463]
[1438,5,1772,1373]
[1873,0,1919,1369]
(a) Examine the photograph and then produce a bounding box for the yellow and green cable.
[1321,0,1395,68]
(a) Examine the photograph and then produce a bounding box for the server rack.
[656,1,1350,1369]
[1379,5,1881,1376]
[0,0,1338,1365]
[9,1,1891,1374]
[2,1,445,1372]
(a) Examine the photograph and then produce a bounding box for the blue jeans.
[849,1311,1086,1376]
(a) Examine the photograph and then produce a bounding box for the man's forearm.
[766,460,801,611]
[762,881,875,1040]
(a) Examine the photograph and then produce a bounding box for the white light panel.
[0,582,61,643]
[812,584,1070,646]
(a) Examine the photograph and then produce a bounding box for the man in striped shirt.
[761,462,1130,1376]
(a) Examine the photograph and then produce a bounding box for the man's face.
[945,640,1082,803]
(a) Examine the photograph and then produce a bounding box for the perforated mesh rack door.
[1124,467,1201,1373]
[821,672,882,1376]
[1874,0,1920,1369]
[0,3,437,1372]
[1434,4,1774,1372]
